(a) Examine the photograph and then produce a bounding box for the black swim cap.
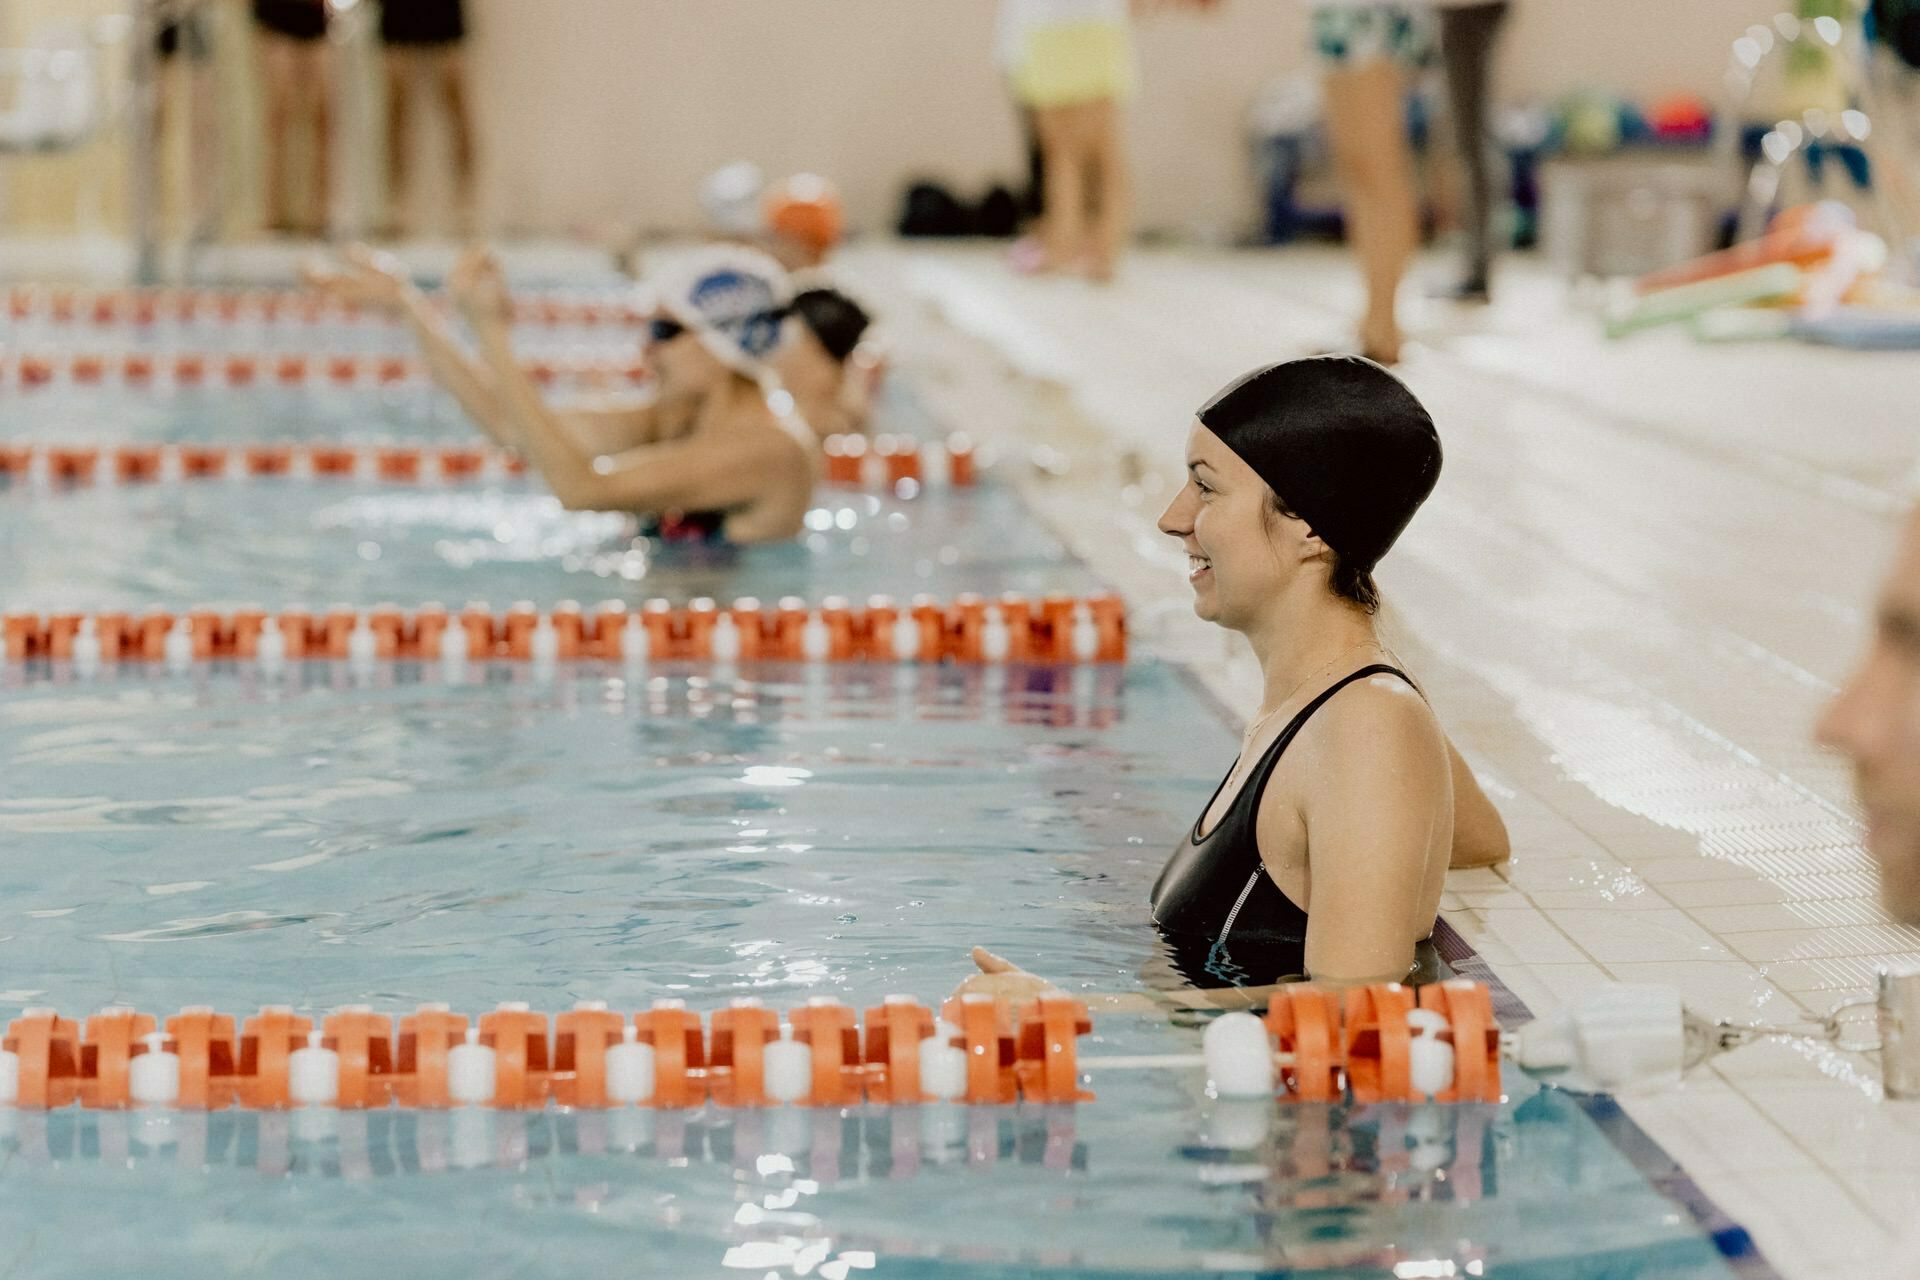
[789,287,872,364]
[1196,356,1441,574]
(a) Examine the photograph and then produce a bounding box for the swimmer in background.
[307,244,818,543]
[958,357,1510,1008]
[305,247,877,446]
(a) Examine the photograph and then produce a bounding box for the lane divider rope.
[0,433,976,493]
[0,981,1501,1112]
[1,350,646,390]
[2,592,1129,667]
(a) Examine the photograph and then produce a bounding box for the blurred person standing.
[997,0,1139,280]
[379,0,477,238]
[1311,2,1433,363]
[153,0,222,246]
[252,0,332,237]
[1433,0,1510,302]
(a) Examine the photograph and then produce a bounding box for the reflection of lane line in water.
[0,666,1131,731]
[0,1103,1086,1187]
[0,1099,1586,1273]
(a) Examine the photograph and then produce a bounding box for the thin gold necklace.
[1232,638,1387,761]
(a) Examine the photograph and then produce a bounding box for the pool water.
[0,310,1768,1277]
[1,663,1753,1278]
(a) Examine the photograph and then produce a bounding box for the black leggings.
[1438,1,1509,286]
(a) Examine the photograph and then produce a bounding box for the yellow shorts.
[1012,21,1137,109]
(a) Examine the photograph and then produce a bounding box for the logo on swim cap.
[688,269,783,361]
[655,246,793,375]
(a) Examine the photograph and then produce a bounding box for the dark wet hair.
[788,287,872,364]
[1198,355,1440,612]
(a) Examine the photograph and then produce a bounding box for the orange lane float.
[0,981,1505,1113]
[0,995,1094,1112]
[822,432,978,492]
[0,441,524,486]
[2,594,1128,667]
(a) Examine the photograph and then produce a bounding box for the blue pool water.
[0,663,1754,1278]
[0,317,1766,1277]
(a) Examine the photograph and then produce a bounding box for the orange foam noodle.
[1635,225,1838,295]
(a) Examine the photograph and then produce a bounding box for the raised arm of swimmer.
[304,246,660,457]
[448,248,668,509]
[303,246,521,448]
[452,244,812,537]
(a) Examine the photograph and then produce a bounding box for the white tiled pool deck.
[838,242,1920,1280]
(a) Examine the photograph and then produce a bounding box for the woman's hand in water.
[950,947,1056,1004]
[301,244,411,312]
[448,245,515,336]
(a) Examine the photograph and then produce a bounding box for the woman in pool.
[306,244,823,543]
[965,356,1509,1005]
[306,247,876,452]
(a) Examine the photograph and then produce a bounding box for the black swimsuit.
[252,0,328,41]
[1151,664,1423,989]
[380,0,467,47]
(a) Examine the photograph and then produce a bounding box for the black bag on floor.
[897,181,974,237]
[974,184,1023,239]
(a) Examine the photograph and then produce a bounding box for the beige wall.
[4,0,1787,238]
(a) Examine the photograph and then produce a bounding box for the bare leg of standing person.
[384,47,416,238]
[1322,57,1419,363]
[1084,97,1130,280]
[258,33,298,234]
[300,40,335,238]
[1036,103,1092,273]
[1437,1,1508,300]
[437,48,478,236]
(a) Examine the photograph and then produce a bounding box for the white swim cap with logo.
[653,245,793,379]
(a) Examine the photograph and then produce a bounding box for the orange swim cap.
[765,174,846,257]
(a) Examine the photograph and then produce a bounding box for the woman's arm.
[456,250,778,516]
[1445,736,1512,868]
[304,249,522,449]
[1289,685,1452,986]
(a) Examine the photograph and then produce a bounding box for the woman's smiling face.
[1157,422,1316,632]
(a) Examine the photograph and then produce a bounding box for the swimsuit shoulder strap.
[1198,664,1417,843]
